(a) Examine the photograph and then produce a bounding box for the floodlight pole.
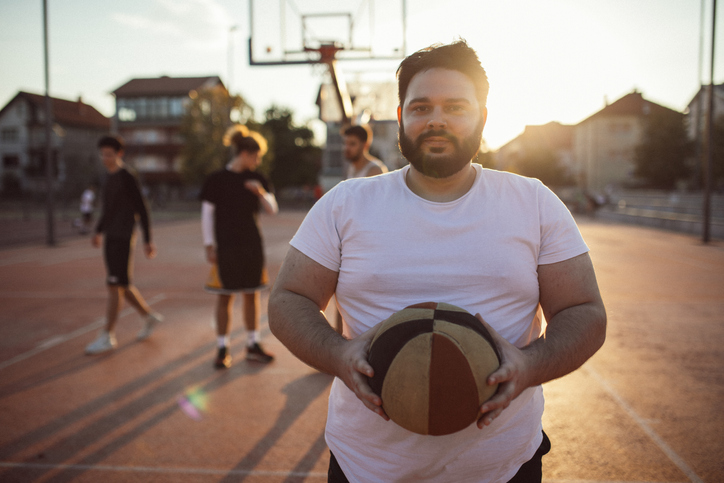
[228,25,238,94]
[703,0,717,243]
[43,0,55,246]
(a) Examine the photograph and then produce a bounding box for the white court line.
[0,463,688,483]
[0,294,167,373]
[584,366,703,483]
[0,462,327,479]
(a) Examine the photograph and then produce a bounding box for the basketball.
[367,302,501,436]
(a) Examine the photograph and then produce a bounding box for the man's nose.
[426,109,447,129]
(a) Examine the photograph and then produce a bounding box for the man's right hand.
[334,323,389,420]
[92,233,101,248]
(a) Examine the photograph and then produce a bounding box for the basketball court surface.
[0,211,722,482]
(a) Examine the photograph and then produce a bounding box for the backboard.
[249,0,406,65]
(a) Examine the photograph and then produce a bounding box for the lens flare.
[177,386,209,421]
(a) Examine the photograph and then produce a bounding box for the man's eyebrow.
[407,97,431,105]
[406,97,473,105]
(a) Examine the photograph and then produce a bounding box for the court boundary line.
[584,365,703,483]
[0,294,166,373]
[0,462,689,483]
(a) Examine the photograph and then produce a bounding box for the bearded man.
[269,40,606,483]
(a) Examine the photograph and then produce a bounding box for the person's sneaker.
[85,331,117,355]
[215,346,232,369]
[137,312,163,341]
[246,342,274,363]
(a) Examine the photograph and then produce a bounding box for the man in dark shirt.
[85,135,163,355]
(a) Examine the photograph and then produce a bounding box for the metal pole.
[43,0,55,246]
[703,0,717,243]
[694,0,706,190]
[402,0,407,56]
[228,25,238,93]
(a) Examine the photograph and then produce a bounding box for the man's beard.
[398,120,484,179]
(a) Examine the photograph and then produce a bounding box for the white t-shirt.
[346,158,388,179]
[290,164,589,482]
[80,189,95,214]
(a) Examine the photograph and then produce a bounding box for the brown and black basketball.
[367,302,501,436]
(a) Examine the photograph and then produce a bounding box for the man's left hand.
[144,242,157,259]
[474,314,533,429]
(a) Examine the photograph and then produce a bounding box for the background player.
[200,125,278,368]
[86,135,163,355]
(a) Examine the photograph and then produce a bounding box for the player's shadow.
[220,372,333,483]
[0,341,143,399]
[0,336,260,483]
[281,430,329,483]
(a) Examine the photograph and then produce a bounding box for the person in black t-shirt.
[85,135,163,355]
[200,125,278,368]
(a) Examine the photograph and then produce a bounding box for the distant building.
[686,83,724,188]
[573,90,679,193]
[111,75,225,192]
[686,83,724,142]
[0,91,110,196]
[494,121,575,182]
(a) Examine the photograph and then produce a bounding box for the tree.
[179,86,254,185]
[514,146,573,187]
[634,109,692,190]
[261,106,322,190]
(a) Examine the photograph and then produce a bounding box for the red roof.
[4,92,110,129]
[112,76,224,97]
[580,91,679,124]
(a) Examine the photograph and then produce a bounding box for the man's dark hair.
[344,125,372,144]
[397,39,489,111]
[98,135,125,152]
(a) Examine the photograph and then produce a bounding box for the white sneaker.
[137,312,164,341]
[85,331,117,355]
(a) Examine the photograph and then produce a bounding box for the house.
[111,75,225,194]
[494,121,575,183]
[686,83,724,142]
[686,83,724,187]
[0,91,110,197]
[573,90,679,193]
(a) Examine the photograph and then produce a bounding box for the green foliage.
[179,91,321,191]
[261,106,322,190]
[634,109,692,190]
[179,86,254,185]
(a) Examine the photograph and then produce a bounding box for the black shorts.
[328,431,551,483]
[104,237,134,286]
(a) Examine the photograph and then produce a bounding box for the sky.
[0,0,722,150]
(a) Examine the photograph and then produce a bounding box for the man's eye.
[412,105,429,112]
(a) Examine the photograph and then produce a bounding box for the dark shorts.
[328,431,551,483]
[104,237,134,286]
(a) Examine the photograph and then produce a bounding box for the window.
[117,98,137,122]
[609,122,631,135]
[170,98,185,118]
[3,155,19,168]
[1,128,19,142]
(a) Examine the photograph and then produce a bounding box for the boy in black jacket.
[86,135,163,354]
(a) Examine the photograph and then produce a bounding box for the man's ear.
[480,107,488,131]
[397,105,402,125]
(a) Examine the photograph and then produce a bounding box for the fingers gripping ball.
[368,302,501,436]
